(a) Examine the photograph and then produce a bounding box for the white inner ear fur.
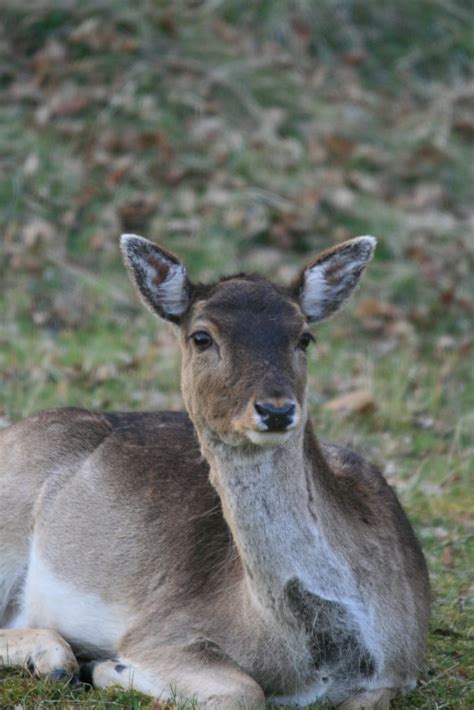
[146,260,187,317]
[301,235,376,321]
[301,267,333,321]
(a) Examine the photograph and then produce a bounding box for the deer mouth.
[244,429,295,447]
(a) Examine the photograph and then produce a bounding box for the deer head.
[121,234,376,449]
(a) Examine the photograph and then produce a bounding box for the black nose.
[254,401,296,432]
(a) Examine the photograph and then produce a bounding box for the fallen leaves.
[442,543,456,569]
[356,298,402,321]
[20,218,57,249]
[0,5,471,399]
[323,389,377,415]
[69,17,138,53]
[2,0,471,303]
[324,134,355,161]
[119,198,157,232]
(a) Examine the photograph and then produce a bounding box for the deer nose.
[254,401,296,432]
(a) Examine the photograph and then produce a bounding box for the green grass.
[0,0,473,707]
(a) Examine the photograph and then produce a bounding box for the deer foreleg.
[0,628,78,676]
[82,643,265,709]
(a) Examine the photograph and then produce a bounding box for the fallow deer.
[0,235,430,709]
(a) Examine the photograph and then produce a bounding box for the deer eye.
[298,332,315,351]
[191,331,213,350]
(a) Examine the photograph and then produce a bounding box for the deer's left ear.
[293,236,376,322]
[120,234,191,323]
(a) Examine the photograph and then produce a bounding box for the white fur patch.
[17,541,126,655]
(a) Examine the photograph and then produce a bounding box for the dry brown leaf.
[407,142,449,168]
[453,112,474,140]
[119,199,156,231]
[346,171,381,196]
[442,544,455,569]
[396,182,444,210]
[56,380,69,400]
[32,39,67,76]
[324,135,354,160]
[308,137,328,164]
[355,299,401,320]
[21,218,57,248]
[294,187,321,208]
[70,18,137,53]
[46,88,93,118]
[341,49,368,67]
[323,390,377,415]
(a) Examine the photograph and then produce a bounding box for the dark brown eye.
[191,331,213,350]
[298,332,315,351]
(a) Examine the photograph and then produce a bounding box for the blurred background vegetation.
[0,0,473,707]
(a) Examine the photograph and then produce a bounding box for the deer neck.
[199,420,345,617]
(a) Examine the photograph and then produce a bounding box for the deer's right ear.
[120,234,191,323]
[292,236,376,322]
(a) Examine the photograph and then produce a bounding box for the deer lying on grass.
[0,235,430,709]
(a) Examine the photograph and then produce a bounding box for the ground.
[0,1,473,708]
